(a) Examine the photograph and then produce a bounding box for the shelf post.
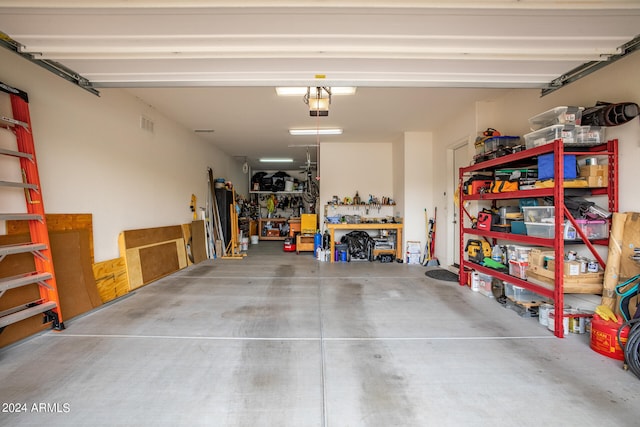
[553,140,565,338]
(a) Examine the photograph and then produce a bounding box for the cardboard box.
[586,176,607,187]
[529,248,555,267]
[548,259,581,276]
[579,165,608,178]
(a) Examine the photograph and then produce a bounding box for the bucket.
[284,180,294,192]
[250,235,259,245]
[590,314,628,360]
[548,309,570,336]
[241,237,249,251]
[568,310,587,334]
[539,303,553,326]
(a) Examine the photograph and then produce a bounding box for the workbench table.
[326,222,403,263]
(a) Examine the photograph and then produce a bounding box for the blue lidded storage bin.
[537,153,577,180]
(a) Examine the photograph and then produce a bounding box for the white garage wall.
[0,48,243,262]
[319,141,394,244]
[401,132,434,255]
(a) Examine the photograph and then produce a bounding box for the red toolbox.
[283,237,296,252]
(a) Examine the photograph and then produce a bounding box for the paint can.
[577,257,587,273]
[587,259,599,273]
[538,303,553,326]
[568,310,589,334]
[241,237,249,251]
[585,157,598,166]
[548,308,570,335]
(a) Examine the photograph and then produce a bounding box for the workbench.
[326,223,403,263]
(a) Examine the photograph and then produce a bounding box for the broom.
[423,207,440,266]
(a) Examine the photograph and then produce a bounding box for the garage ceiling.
[1,1,639,169]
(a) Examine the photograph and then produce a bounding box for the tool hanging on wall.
[190,194,197,220]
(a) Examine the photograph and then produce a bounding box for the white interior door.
[452,143,468,266]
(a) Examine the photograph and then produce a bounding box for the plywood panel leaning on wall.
[0,230,102,348]
[93,257,129,304]
[7,213,95,264]
[118,225,188,291]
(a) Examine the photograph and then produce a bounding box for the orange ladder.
[0,81,64,333]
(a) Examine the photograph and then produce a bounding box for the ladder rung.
[0,213,42,221]
[0,301,57,329]
[0,115,29,129]
[0,242,47,257]
[0,272,52,293]
[0,180,38,190]
[0,148,33,161]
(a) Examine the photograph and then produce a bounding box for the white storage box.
[528,106,583,131]
[522,206,555,223]
[524,124,577,149]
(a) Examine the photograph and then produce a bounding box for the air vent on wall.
[140,115,154,133]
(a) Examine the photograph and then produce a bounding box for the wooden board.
[190,220,208,264]
[93,257,129,303]
[0,230,102,348]
[181,223,193,266]
[50,230,102,319]
[527,270,604,294]
[0,234,48,348]
[6,213,94,264]
[118,225,187,291]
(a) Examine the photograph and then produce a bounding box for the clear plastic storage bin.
[575,126,605,145]
[484,136,521,152]
[524,124,577,149]
[525,222,555,238]
[505,283,543,302]
[522,206,555,223]
[528,106,583,130]
[575,219,609,240]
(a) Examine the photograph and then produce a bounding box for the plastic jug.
[564,222,577,240]
[314,231,322,257]
[491,245,503,264]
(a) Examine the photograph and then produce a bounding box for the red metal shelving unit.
[458,139,618,338]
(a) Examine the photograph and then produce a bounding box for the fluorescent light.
[276,87,357,96]
[259,158,294,163]
[289,128,343,136]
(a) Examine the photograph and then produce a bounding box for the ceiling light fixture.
[259,158,294,163]
[289,128,342,136]
[304,87,331,117]
[276,87,356,96]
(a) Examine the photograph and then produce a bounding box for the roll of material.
[602,212,627,309]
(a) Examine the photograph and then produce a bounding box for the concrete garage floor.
[1,241,639,426]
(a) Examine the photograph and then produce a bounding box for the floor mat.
[424,268,459,282]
